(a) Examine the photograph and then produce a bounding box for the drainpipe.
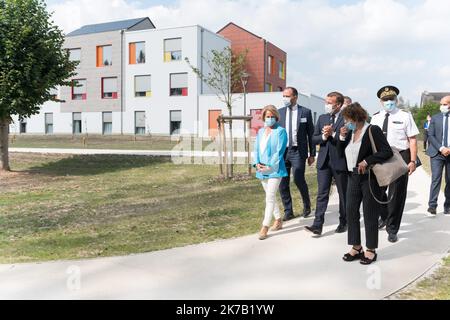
[198,28,205,137]
[120,29,124,135]
[263,39,267,92]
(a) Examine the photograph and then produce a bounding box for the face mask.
[282,97,292,108]
[265,117,276,127]
[440,105,449,114]
[345,122,356,131]
[325,104,334,114]
[383,100,397,113]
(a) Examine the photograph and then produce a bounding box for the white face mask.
[325,104,334,114]
[440,104,450,114]
[283,97,292,107]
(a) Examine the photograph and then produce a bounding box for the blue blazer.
[278,105,316,159]
[312,113,348,171]
[427,113,445,158]
[253,124,288,180]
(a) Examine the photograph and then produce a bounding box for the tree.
[185,47,248,177]
[0,0,77,171]
[413,102,440,137]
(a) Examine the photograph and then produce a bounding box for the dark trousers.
[428,154,450,210]
[424,131,429,150]
[346,172,382,249]
[279,147,311,216]
[380,149,411,235]
[312,162,348,228]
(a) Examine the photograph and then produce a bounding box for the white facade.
[198,92,325,138]
[9,24,325,137]
[123,25,228,136]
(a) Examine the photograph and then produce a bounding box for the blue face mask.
[345,122,356,131]
[265,117,276,127]
[383,100,397,112]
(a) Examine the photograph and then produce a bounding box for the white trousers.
[261,178,282,227]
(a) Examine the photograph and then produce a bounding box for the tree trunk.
[0,118,11,172]
[228,121,234,178]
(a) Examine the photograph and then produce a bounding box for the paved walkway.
[0,167,449,299]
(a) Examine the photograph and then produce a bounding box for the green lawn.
[391,140,450,300]
[9,134,222,151]
[0,153,317,264]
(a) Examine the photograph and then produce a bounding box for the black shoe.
[360,250,377,265]
[378,218,387,230]
[304,225,322,236]
[444,209,450,215]
[427,207,437,215]
[343,246,364,262]
[388,233,398,243]
[335,224,347,233]
[302,208,312,218]
[282,214,295,222]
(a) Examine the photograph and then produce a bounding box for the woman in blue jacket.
[253,105,288,240]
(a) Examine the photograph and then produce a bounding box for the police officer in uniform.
[371,86,419,243]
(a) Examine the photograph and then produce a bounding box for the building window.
[279,60,285,79]
[268,55,275,75]
[68,48,81,62]
[135,75,151,97]
[164,38,182,62]
[265,83,273,92]
[45,113,53,134]
[278,86,283,92]
[129,42,145,64]
[96,45,112,67]
[71,79,86,100]
[170,73,188,96]
[102,112,112,135]
[102,77,118,99]
[73,113,82,134]
[20,119,27,134]
[170,110,181,135]
[135,111,146,135]
[250,109,264,137]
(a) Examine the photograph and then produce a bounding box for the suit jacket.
[253,124,289,180]
[278,105,316,159]
[337,125,393,169]
[312,113,348,171]
[427,113,445,158]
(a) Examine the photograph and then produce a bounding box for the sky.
[44,0,450,114]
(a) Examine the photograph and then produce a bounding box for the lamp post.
[241,72,250,136]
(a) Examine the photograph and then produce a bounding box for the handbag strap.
[368,171,394,205]
[367,125,394,205]
[368,125,377,153]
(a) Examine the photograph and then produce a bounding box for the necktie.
[382,113,390,138]
[444,113,449,147]
[289,107,293,148]
[330,114,336,126]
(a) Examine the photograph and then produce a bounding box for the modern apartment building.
[217,22,287,93]
[9,18,323,138]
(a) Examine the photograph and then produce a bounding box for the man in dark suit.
[426,96,450,215]
[278,87,316,221]
[305,92,348,236]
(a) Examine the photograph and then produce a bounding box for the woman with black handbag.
[337,103,393,265]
